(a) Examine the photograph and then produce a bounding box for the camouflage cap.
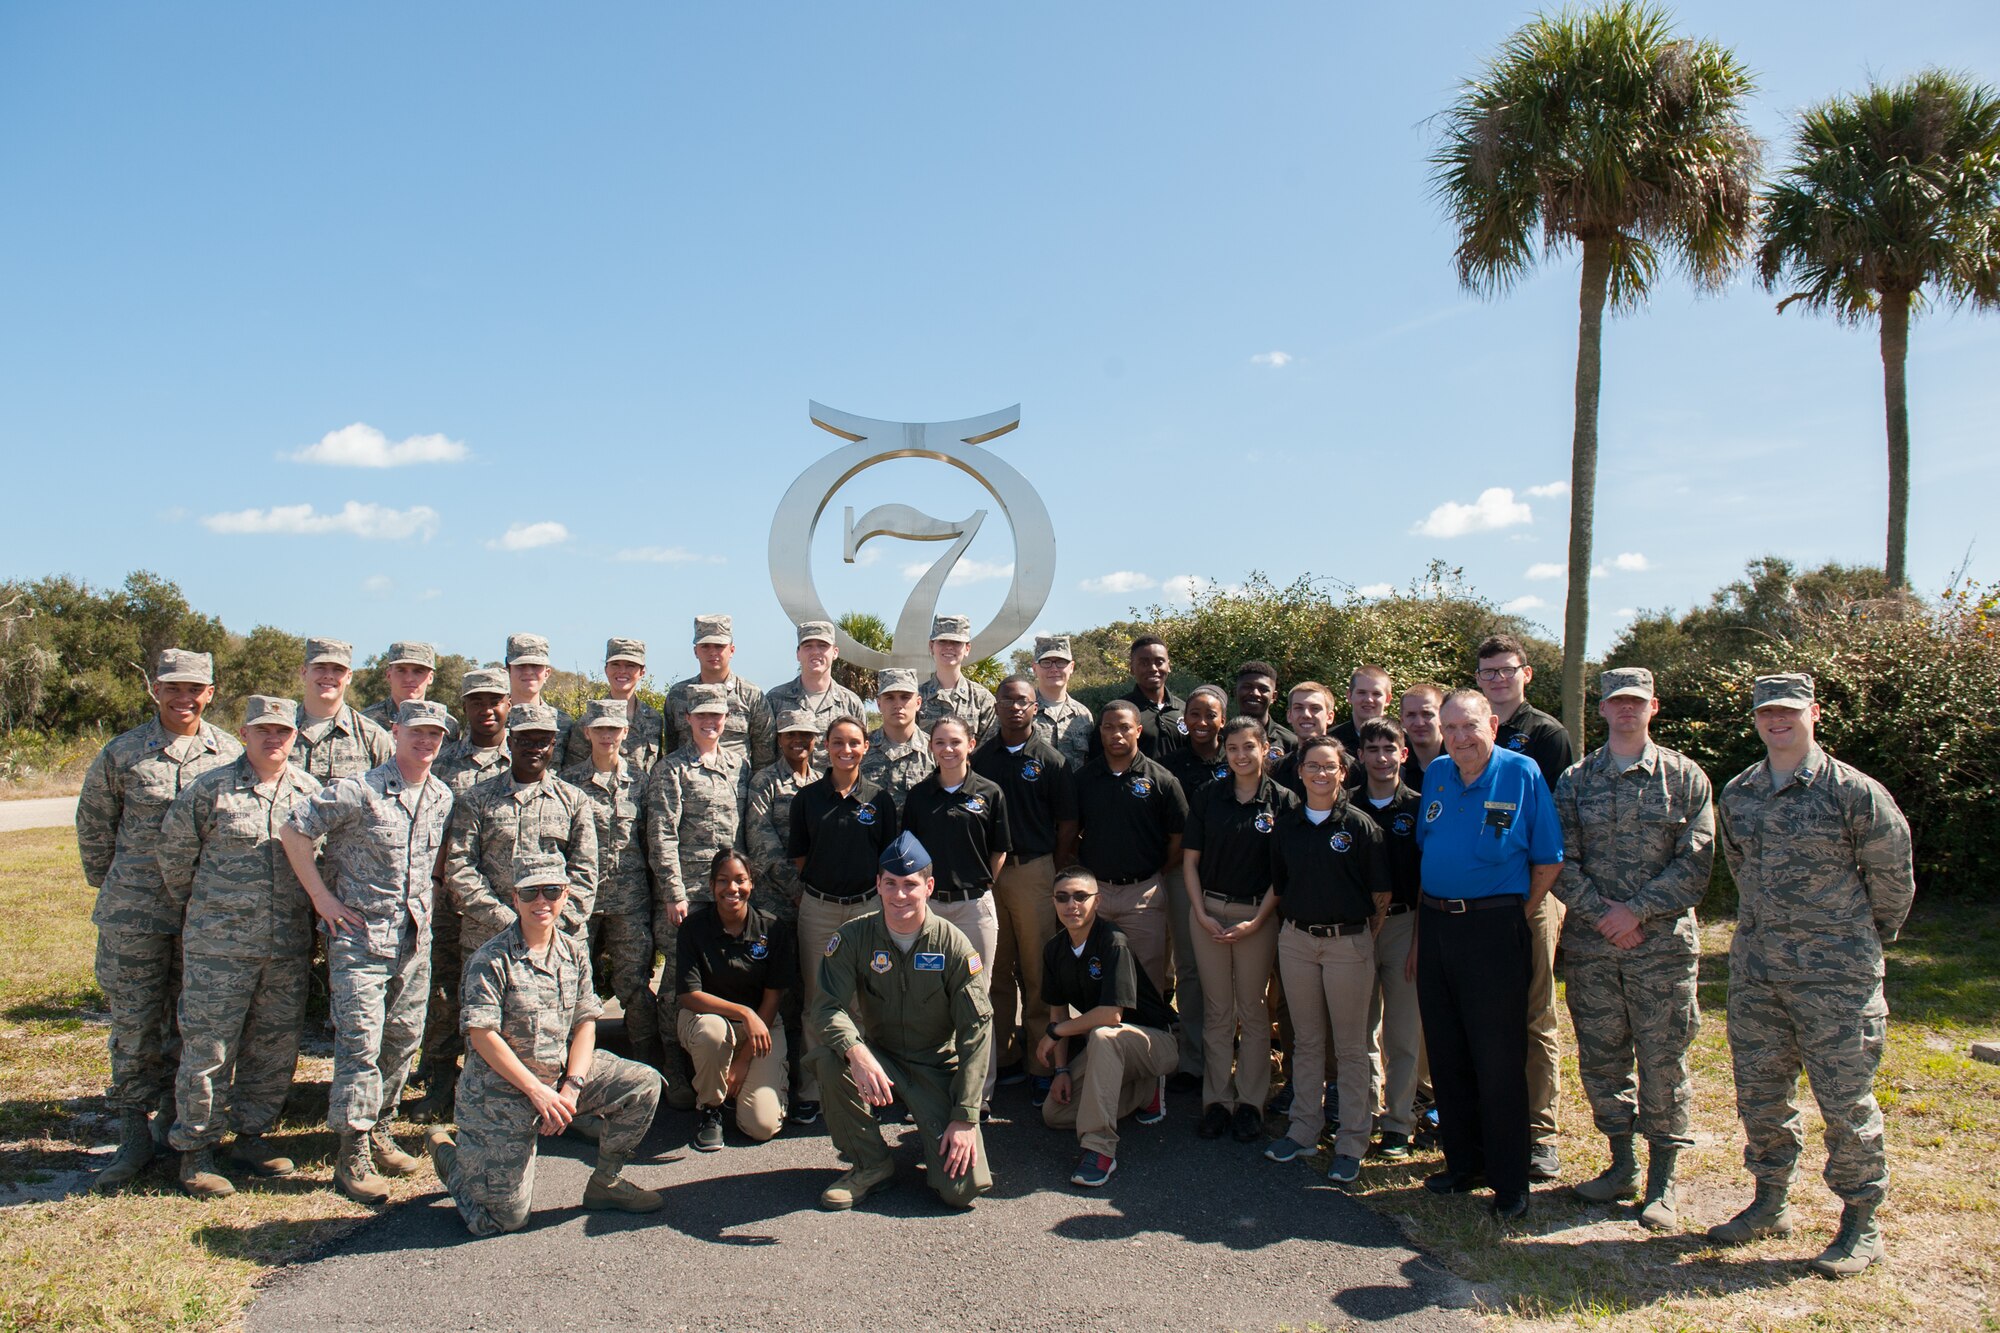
[505,633,551,666]
[876,667,920,696]
[241,695,297,728]
[796,619,836,646]
[582,698,630,730]
[1033,634,1073,663]
[774,709,822,735]
[692,614,734,646]
[460,667,510,698]
[513,852,569,890]
[395,700,454,730]
[929,614,972,643]
[684,683,731,715]
[507,703,560,732]
[1752,673,1815,712]
[604,637,646,665]
[154,648,215,685]
[384,641,436,668]
[305,637,353,668]
[1598,667,1655,701]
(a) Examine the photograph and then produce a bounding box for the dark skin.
[778,729,815,777]
[998,680,1080,857]
[464,693,509,748]
[1233,673,1277,724]
[1130,643,1171,705]
[509,729,557,783]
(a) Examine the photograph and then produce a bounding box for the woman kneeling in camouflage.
[428,853,663,1234]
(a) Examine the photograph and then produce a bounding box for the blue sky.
[2,2,1994,685]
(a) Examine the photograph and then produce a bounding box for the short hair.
[1220,715,1268,748]
[1053,865,1100,894]
[1442,688,1491,717]
[1129,635,1167,657]
[708,848,752,885]
[1101,698,1141,722]
[1234,660,1278,683]
[1356,717,1406,749]
[1402,681,1446,705]
[826,715,868,742]
[929,715,974,742]
[998,673,1037,696]
[1298,733,1351,769]
[1475,634,1527,665]
[1289,680,1335,709]
[1350,664,1392,689]
[1186,684,1230,712]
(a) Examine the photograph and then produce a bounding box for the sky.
[2,2,1995,686]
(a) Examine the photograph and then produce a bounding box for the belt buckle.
[1445,897,1467,915]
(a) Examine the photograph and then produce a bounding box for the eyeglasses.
[1476,665,1523,680]
[1052,891,1096,905]
[514,885,565,902]
[1300,762,1343,776]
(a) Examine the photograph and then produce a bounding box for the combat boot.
[334,1130,391,1205]
[1573,1132,1640,1202]
[229,1134,295,1177]
[152,1089,176,1149]
[92,1108,157,1193]
[370,1125,420,1176]
[426,1127,457,1186]
[411,1063,458,1122]
[1810,1202,1884,1278]
[178,1148,235,1199]
[818,1159,895,1211]
[1638,1147,1679,1231]
[1708,1180,1793,1245]
[661,1050,697,1114]
[582,1152,663,1214]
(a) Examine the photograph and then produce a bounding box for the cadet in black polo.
[1268,791,1390,925]
[1087,636,1188,762]
[1354,717,1426,1157]
[789,772,901,900]
[677,900,798,1012]
[1184,769,1298,904]
[972,730,1077,865]
[1067,700,1187,994]
[1163,685,1231,805]
[1041,911,1177,1035]
[900,769,1011,899]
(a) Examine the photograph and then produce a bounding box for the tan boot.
[92,1109,157,1193]
[581,1153,662,1214]
[370,1125,420,1177]
[1810,1203,1884,1278]
[178,1148,236,1199]
[818,1159,895,1211]
[1708,1180,1793,1245]
[334,1130,391,1205]
[229,1134,295,1177]
[1638,1147,1679,1232]
[1573,1133,1641,1203]
[426,1127,457,1187]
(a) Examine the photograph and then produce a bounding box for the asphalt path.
[0,796,77,832]
[249,1079,1477,1333]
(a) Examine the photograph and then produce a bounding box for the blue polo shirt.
[1414,747,1563,899]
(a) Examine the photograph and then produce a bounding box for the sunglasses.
[1052,891,1096,905]
[514,885,566,902]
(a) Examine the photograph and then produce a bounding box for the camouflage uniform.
[643,741,749,1039]
[561,698,668,774]
[562,754,659,1048]
[288,759,454,1132]
[158,754,319,1150]
[1033,694,1095,769]
[361,698,460,741]
[1553,739,1715,1152]
[860,727,934,808]
[1719,743,1914,1207]
[763,677,865,758]
[746,757,821,924]
[445,921,661,1235]
[77,716,242,1113]
[665,674,775,771]
[291,704,394,784]
[917,675,997,742]
[423,732,512,1080]
[444,770,598,953]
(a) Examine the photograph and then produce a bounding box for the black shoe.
[1528,1143,1560,1182]
[995,1062,1027,1087]
[1267,1084,1295,1116]
[1492,1190,1530,1220]
[1370,1131,1412,1161]
[1196,1104,1230,1140]
[789,1099,821,1126]
[1166,1071,1201,1095]
[1231,1104,1264,1143]
[1029,1075,1053,1108]
[694,1106,724,1152]
[1424,1169,1486,1195]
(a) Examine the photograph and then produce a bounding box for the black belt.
[804,887,876,906]
[1420,891,1525,914]
[1100,873,1154,887]
[1383,903,1413,917]
[1290,919,1370,937]
[1204,890,1264,906]
[932,887,991,904]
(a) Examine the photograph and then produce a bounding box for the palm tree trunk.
[1879,290,1912,588]
[1561,238,1611,750]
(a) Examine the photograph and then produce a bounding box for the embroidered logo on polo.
[748,936,769,960]
[963,795,987,814]
[1128,777,1153,798]
[1506,734,1529,751]
[1253,811,1274,833]
[1390,813,1416,837]
[1020,759,1042,782]
[913,952,946,972]
[871,950,893,974]
[1212,763,1229,782]
[854,802,877,825]
[1267,744,1283,761]
[1329,830,1354,852]
[1425,800,1443,823]
[1087,957,1103,980]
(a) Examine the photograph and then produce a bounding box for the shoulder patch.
[1424,800,1443,823]
[825,933,842,957]
[913,951,946,972]
[966,952,982,975]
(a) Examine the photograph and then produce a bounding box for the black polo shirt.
[900,771,1012,899]
[1162,744,1230,807]
[788,774,901,899]
[1183,776,1298,902]
[1041,917,1176,1031]
[1495,700,1575,793]
[1072,752,1186,883]
[675,903,797,1009]
[1273,748,1305,800]
[1258,717,1299,761]
[1269,799,1391,926]
[1358,784,1423,908]
[971,734,1076,861]
[1088,685,1188,762]
[1326,719,1372,789]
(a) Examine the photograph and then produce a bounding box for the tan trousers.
[1162,863,1204,1075]
[931,892,1001,1101]
[1185,895,1278,1111]
[796,891,877,1101]
[989,854,1058,1073]
[1097,874,1168,992]
[1366,909,1426,1137]
[678,1010,787,1141]
[1041,1023,1178,1158]
[1527,893,1565,1146]
[1276,923,1375,1161]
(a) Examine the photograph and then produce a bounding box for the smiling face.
[1130,643,1170,694]
[386,662,433,703]
[712,854,754,923]
[302,661,351,709]
[604,660,643,697]
[1298,742,1346,806]
[1441,696,1498,770]
[826,719,868,774]
[1234,673,1276,721]
[1033,655,1073,696]
[929,719,971,773]
[1223,726,1266,778]
[513,881,567,930]
[508,662,551,701]
[1754,702,1819,763]
[1359,733,1406,786]
[153,679,215,732]
[394,722,447,767]
[510,728,557,780]
[779,729,816,766]
[1287,687,1330,740]
[796,637,836,679]
[1348,670,1390,724]
[690,709,726,747]
[930,638,970,672]
[876,867,933,932]
[1052,874,1099,933]
[1184,692,1224,749]
[464,692,509,745]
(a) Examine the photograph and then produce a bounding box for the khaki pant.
[1526,893,1565,1146]
[989,855,1058,1073]
[1185,895,1277,1111]
[1277,923,1375,1161]
[1097,875,1168,993]
[932,893,1001,1102]
[1366,909,1426,1137]
[1162,865,1204,1075]
[795,892,877,1101]
[678,1010,787,1141]
[1042,1024,1177,1159]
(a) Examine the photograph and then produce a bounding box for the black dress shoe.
[1424,1169,1486,1195]
[1231,1103,1264,1143]
[1196,1104,1231,1140]
[1492,1190,1530,1220]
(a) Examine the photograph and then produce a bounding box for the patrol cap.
[1598,667,1655,702]
[513,853,569,890]
[692,614,734,646]
[241,695,297,728]
[305,637,353,668]
[154,648,215,685]
[507,703,560,732]
[929,614,972,643]
[1034,634,1073,663]
[460,667,510,698]
[684,683,730,715]
[582,698,630,730]
[384,641,436,669]
[395,700,454,730]
[774,709,822,735]
[879,830,933,876]
[505,633,551,666]
[796,620,836,646]
[604,637,646,666]
[1752,673,1815,712]
[876,668,920,696]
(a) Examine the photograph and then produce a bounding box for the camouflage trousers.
[444,1050,661,1236]
[588,910,658,1047]
[1728,970,1890,1207]
[653,888,713,1052]
[94,925,182,1112]
[421,892,465,1070]
[1564,948,1700,1151]
[170,952,309,1150]
[327,926,429,1133]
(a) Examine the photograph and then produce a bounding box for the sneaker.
[1264,1136,1307,1164]
[995,1062,1027,1087]
[1528,1142,1561,1182]
[694,1106,725,1153]
[1070,1151,1116,1187]
[789,1099,821,1126]
[1370,1131,1412,1161]
[1197,1104,1230,1140]
[1231,1104,1264,1143]
[1029,1076,1053,1108]
[1134,1077,1167,1126]
[1326,1154,1362,1185]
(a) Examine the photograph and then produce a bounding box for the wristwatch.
[557,1074,584,1094]
[1045,1020,1065,1042]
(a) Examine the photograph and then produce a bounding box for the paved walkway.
[0,797,77,832]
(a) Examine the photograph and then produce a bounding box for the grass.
[0,734,97,800]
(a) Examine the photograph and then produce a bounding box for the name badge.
[913,952,946,972]
[1484,801,1517,811]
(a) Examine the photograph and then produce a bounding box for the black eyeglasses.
[514,885,565,902]
[1052,891,1096,905]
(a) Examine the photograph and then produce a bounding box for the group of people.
[75,612,1915,1277]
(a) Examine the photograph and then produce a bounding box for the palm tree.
[1756,72,2000,589]
[833,611,891,699]
[1431,1,1760,745]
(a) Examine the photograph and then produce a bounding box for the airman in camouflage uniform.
[444,704,598,956]
[279,700,456,1204]
[426,854,663,1234]
[560,638,669,773]
[359,641,458,740]
[746,711,825,1079]
[1709,673,1915,1278]
[1030,635,1094,767]
[158,696,320,1197]
[763,621,865,760]
[562,699,663,1065]
[292,638,394,783]
[76,649,243,1191]
[664,614,775,770]
[504,632,576,759]
[862,668,934,806]
[917,614,997,740]
[1553,668,1715,1230]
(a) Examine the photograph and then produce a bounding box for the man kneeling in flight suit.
[808,831,994,1211]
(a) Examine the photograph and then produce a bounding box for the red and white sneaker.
[1135,1076,1167,1126]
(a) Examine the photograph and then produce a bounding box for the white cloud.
[1502,595,1547,613]
[361,574,393,594]
[1080,571,1158,595]
[289,422,469,468]
[1610,551,1651,572]
[616,546,725,565]
[201,501,439,541]
[904,558,1013,583]
[1160,574,1244,604]
[1412,487,1533,538]
[1356,582,1394,598]
[488,521,570,551]
[1526,481,1570,498]
[1250,350,1293,368]
[1614,607,1637,619]
[1525,562,1566,580]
